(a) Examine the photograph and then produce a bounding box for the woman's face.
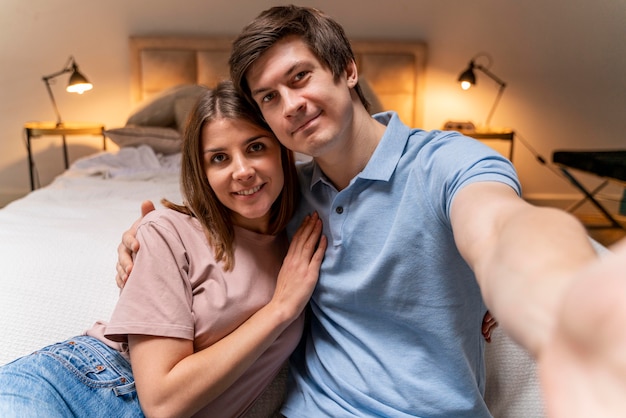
[202,117,284,233]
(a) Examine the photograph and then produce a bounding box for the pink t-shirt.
[87,209,303,417]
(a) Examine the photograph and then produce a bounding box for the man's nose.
[282,89,305,117]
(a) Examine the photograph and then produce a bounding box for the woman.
[0,81,327,417]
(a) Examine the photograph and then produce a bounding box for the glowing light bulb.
[66,83,93,94]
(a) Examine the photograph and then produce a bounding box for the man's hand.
[115,200,155,288]
[539,238,626,417]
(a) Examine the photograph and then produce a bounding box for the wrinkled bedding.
[0,146,182,365]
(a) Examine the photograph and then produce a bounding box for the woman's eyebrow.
[203,135,266,154]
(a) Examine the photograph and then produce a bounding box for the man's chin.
[298,137,332,157]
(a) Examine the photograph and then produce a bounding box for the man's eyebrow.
[250,86,270,98]
[250,62,302,97]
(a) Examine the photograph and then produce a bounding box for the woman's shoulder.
[139,207,203,236]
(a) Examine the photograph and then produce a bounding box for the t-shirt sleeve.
[105,214,195,343]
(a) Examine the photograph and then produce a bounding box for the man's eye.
[294,71,309,81]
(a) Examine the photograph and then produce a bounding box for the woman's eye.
[249,142,265,153]
[262,92,275,103]
[211,154,227,164]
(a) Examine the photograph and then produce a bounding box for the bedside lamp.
[452,53,548,166]
[458,53,506,128]
[42,56,93,126]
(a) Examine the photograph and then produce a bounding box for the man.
[118,5,626,417]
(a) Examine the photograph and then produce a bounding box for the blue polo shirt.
[283,112,521,417]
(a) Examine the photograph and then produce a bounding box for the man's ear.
[345,60,358,88]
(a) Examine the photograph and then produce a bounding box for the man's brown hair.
[229,5,370,111]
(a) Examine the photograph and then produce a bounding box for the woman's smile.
[234,183,265,197]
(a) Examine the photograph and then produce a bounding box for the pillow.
[127,84,207,130]
[174,94,203,133]
[104,126,182,155]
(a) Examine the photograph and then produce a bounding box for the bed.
[0,35,549,417]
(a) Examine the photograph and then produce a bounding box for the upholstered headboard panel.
[129,36,427,127]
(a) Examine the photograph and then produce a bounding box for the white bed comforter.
[0,146,182,366]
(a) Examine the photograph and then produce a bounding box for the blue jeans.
[0,335,144,417]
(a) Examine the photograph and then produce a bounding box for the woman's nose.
[232,155,254,180]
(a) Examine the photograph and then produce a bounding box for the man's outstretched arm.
[451,181,626,417]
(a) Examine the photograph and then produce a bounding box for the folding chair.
[552,150,626,230]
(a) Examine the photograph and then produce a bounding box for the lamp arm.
[484,83,506,128]
[43,77,63,126]
[42,56,75,82]
[475,64,507,127]
[42,67,71,82]
[475,64,507,88]
[41,57,75,126]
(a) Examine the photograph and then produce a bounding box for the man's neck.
[314,113,386,191]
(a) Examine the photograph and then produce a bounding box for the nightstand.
[459,129,515,161]
[24,121,106,190]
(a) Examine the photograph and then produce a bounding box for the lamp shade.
[66,64,93,94]
[457,62,476,90]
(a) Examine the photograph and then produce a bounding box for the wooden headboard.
[129,36,427,127]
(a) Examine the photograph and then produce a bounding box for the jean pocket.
[39,338,134,391]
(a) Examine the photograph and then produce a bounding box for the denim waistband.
[38,335,136,396]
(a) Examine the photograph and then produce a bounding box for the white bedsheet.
[0,146,182,365]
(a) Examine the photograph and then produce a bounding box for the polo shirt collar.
[310,111,408,188]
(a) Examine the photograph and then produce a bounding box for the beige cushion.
[104,126,181,155]
[127,84,206,130]
[174,94,203,133]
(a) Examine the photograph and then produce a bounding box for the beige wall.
[1,0,625,208]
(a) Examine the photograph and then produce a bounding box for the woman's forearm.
[129,300,297,418]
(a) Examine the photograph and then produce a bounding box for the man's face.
[245,35,358,158]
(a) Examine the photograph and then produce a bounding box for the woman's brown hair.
[164,80,299,270]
